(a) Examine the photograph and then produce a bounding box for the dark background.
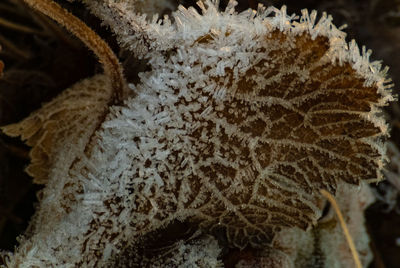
[0,0,399,267]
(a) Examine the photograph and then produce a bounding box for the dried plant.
[320,189,361,268]
[0,0,395,267]
[2,0,126,184]
[23,0,127,103]
[2,75,113,183]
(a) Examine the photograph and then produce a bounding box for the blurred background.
[0,0,399,267]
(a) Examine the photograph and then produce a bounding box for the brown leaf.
[1,75,112,184]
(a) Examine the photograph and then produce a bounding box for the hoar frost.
[0,0,394,267]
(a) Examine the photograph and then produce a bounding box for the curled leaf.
[1,75,112,183]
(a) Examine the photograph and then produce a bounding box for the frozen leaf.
[1,0,394,266]
[105,1,392,249]
[80,0,178,58]
[1,75,112,183]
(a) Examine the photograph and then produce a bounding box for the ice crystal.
[0,0,394,266]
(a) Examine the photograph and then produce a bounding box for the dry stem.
[320,189,362,268]
[22,0,127,104]
[0,35,32,59]
[0,16,44,35]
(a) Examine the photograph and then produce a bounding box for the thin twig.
[0,35,32,59]
[0,17,44,35]
[0,3,25,16]
[320,189,362,268]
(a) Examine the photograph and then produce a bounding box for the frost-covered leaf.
[108,2,392,249]
[80,0,178,57]
[1,1,394,266]
[1,75,112,183]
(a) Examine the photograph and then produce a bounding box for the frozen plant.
[0,0,395,267]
